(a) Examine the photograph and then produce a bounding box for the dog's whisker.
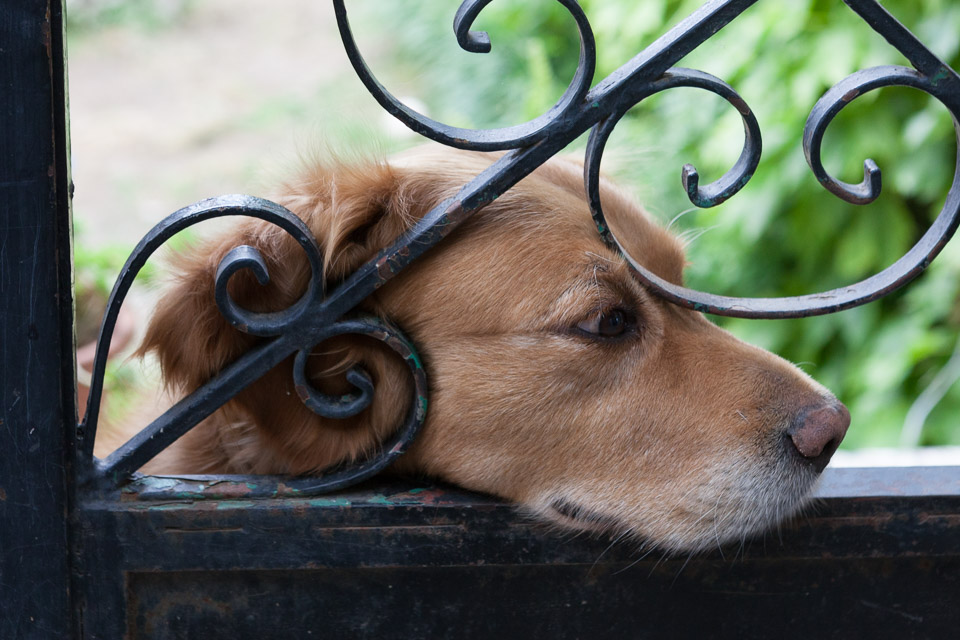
[667,207,699,231]
[647,549,674,577]
[612,543,657,576]
[677,224,721,249]
[712,491,726,560]
[670,551,697,587]
[584,251,618,264]
[591,526,633,572]
[592,264,603,310]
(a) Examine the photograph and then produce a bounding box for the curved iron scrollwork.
[82,0,960,490]
[80,196,428,491]
[337,0,597,150]
[335,0,960,317]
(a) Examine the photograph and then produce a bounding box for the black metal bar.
[587,0,760,99]
[846,0,950,78]
[0,1,76,637]
[95,333,300,481]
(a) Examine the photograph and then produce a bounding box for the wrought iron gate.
[2,1,959,638]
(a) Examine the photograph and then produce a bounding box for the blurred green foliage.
[359,0,960,448]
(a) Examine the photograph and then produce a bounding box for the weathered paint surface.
[73,470,960,638]
[0,2,75,637]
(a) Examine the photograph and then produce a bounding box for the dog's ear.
[138,158,433,473]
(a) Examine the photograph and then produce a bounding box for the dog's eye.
[576,308,633,338]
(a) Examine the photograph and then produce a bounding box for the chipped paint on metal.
[215,501,255,510]
[931,65,951,86]
[309,497,352,507]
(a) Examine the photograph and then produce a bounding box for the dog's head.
[143,146,848,553]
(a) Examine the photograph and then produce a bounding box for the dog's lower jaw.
[531,452,824,556]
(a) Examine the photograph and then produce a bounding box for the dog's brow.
[558,266,639,315]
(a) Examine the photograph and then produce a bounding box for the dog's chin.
[531,454,825,555]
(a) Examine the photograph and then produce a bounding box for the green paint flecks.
[308,497,352,507]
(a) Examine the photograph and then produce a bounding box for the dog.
[111,145,849,554]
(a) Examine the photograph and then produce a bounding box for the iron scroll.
[336,0,960,318]
[80,0,960,489]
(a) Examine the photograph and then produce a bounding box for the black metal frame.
[1,1,959,637]
[1,3,75,636]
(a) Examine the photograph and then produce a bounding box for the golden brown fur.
[108,146,848,553]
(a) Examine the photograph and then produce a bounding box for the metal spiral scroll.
[336,0,960,318]
[589,61,960,317]
[334,0,596,150]
[285,316,428,494]
[82,196,428,491]
[586,68,763,246]
[80,195,320,454]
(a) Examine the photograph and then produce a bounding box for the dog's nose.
[785,402,850,472]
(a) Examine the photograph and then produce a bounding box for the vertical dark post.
[0,1,76,638]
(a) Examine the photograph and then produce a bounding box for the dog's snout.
[785,402,850,472]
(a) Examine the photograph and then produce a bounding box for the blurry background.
[67,0,960,457]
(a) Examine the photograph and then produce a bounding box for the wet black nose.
[785,402,850,472]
